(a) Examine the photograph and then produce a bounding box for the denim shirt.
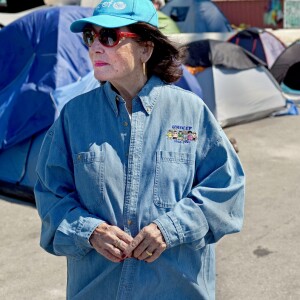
[35,75,245,300]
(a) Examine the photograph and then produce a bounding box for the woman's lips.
[94,61,108,67]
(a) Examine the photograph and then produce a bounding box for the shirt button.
[123,121,128,127]
[127,220,132,225]
[146,107,151,113]
[116,96,119,101]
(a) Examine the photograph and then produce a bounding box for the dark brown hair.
[128,23,186,83]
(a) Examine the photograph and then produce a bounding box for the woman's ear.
[141,41,154,63]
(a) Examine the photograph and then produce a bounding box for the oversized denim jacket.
[35,75,245,300]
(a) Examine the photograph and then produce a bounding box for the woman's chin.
[93,72,110,82]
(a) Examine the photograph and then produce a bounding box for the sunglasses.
[83,27,139,48]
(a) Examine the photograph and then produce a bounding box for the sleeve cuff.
[75,217,104,250]
[153,212,184,248]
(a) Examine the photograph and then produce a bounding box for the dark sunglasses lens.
[83,31,94,47]
[100,28,119,47]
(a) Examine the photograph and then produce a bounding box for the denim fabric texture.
[35,75,245,300]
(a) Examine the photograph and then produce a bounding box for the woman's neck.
[111,74,148,114]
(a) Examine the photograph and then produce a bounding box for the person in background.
[152,0,165,10]
[34,0,245,299]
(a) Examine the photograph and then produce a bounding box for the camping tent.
[270,41,300,102]
[157,10,181,34]
[184,39,286,127]
[0,5,93,151]
[227,27,286,68]
[0,72,99,202]
[0,5,95,201]
[161,0,233,33]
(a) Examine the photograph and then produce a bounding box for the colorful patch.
[166,125,197,144]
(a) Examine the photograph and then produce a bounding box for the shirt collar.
[103,82,120,116]
[137,75,164,115]
[103,75,164,116]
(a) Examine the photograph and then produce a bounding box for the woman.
[35,0,245,299]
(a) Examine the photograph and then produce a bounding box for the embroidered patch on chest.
[166,125,197,144]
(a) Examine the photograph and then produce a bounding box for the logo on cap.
[97,0,127,10]
[114,2,126,9]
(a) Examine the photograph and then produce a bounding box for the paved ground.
[217,115,300,300]
[0,115,300,299]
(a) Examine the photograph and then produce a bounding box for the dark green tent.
[157,10,180,34]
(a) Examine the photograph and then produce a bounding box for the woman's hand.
[90,223,133,263]
[123,223,167,263]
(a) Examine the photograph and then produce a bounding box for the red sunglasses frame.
[83,27,139,48]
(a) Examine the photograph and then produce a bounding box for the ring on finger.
[146,250,153,257]
[114,239,121,249]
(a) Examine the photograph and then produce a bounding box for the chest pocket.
[73,150,105,206]
[153,150,195,208]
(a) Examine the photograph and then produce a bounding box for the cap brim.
[70,15,138,32]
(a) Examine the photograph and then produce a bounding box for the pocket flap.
[157,151,194,164]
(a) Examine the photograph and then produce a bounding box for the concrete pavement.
[217,115,300,299]
[0,115,300,299]
[0,197,66,300]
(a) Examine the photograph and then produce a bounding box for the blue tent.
[0,5,93,151]
[175,65,203,98]
[161,0,232,33]
[0,5,204,201]
[0,5,94,201]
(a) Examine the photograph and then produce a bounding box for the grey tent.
[270,41,300,103]
[184,39,286,127]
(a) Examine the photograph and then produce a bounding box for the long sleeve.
[34,114,103,259]
[153,104,245,250]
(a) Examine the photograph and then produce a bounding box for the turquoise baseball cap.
[70,0,158,32]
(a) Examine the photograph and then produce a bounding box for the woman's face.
[87,25,145,86]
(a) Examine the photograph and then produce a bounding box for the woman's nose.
[90,38,105,52]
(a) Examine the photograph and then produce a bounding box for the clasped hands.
[89,222,167,263]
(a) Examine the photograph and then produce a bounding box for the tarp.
[228,27,286,68]
[0,5,93,151]
[184,39,286,127]
[161,0,232,33]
